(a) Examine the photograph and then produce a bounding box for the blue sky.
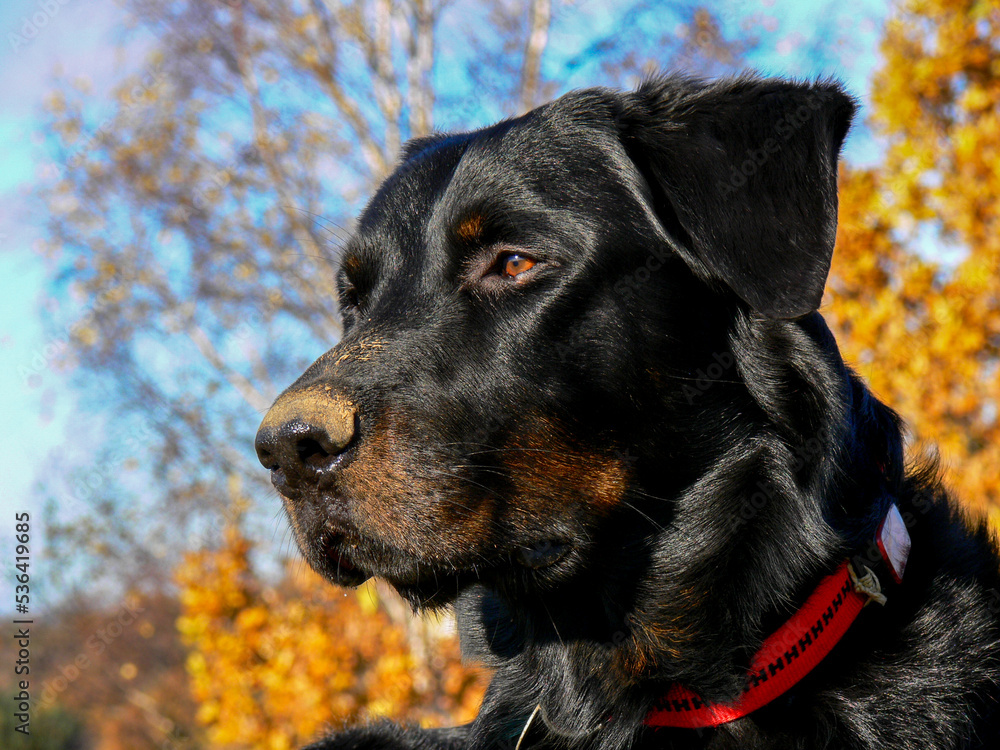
[0,0,153,605]
[0,0,890,605]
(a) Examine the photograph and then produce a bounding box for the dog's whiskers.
[618,499,664,531]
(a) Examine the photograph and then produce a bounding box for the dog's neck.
[607,313,899,692]
[644,503,910,729]
[460,311,909,741]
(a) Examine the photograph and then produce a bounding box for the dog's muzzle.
[254,388,357,489]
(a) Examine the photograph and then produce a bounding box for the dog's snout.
[255,389,357,485]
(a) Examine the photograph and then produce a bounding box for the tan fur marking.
[334,338,385,366]
[341,414,493,557]
[455,213,485,242]
[342,254,362,276]
[616,591,706,678]
[259,389,356,452]
[504,418,630,513]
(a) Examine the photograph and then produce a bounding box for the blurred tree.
[826,0,1000,523]
[34,0,1000,740]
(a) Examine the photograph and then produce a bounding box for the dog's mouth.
[313,529,465,592]
[311,527,577,605]
[319,533,372,587]
[311,530,478,607]
[514,540,572,569]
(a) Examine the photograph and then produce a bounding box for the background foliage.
[8,0,998,747]
[829,0,1000,521]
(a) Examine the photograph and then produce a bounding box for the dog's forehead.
[447,102,628,202]
[349,101,636,271]
[357,133,472,238]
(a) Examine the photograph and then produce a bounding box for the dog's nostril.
[297,437,334,468]
[255,444,279,473]
[255,391,358,484]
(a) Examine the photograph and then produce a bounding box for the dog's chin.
[325,547,375,588]
[301,533,373,587]
[302,531,480,608]
[303,531,578,609]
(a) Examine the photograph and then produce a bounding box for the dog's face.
[256,76,856,608]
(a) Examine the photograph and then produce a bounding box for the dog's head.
[256,75,860,611]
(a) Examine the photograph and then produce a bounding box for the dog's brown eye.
[501,253,536,279]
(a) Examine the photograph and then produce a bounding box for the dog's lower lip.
[333,550,357,572]
[322,533,368,580]
[515,540,571,569]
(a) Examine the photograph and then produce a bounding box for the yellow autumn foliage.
[175,525,486,749]
[828,0,1000,526]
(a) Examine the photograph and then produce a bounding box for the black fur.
[256,74,1000,749]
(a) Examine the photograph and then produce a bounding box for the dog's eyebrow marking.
[455,213,486,243]
[341,253,363,277]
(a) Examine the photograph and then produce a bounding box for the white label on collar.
[876,503,911,585]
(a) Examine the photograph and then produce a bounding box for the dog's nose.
[255,390,357,486]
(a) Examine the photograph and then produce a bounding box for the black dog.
[255,74,1000,749]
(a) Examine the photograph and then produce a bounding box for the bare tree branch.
[232,1,344,314]
[518,0,550,113]
[186,322,271,412]
[372,0,404,157]
[400,0,436,136]
[308,0,395,177]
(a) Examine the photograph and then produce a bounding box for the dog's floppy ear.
[617,75,856,319]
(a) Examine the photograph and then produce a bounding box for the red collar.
[644,504,911,729]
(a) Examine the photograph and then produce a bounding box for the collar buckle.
[848,562,887,607]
